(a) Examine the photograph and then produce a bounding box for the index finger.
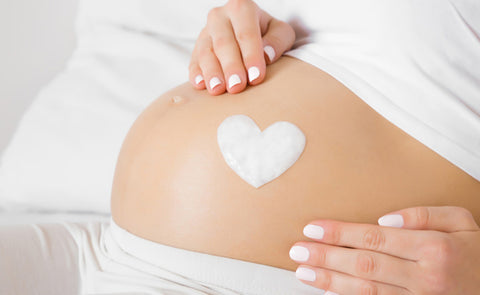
[303,219,435,261]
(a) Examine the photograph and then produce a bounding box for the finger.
[290,242,417,287]
[378,206,479,232]
[188,62,206,90]
[261,18,295,64]
[207,8,247,93]
[227,1,266,85]
[189,30,208,90]
[196,35,226,95]
[295,266,412,295]
[302,221,433,260]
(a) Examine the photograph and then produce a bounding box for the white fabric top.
[281,0,480,181]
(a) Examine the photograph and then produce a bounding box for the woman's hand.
[289,206,480,294]
[189,0,295,95]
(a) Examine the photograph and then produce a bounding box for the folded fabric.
[0,1,206,212]
[0,219,323,295]
[0,0,290,213]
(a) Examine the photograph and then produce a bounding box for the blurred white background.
[0,0,78,154]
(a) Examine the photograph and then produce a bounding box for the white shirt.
[279,0,480,181]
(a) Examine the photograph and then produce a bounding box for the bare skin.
[111,56,480,272]
[115,1,480,292]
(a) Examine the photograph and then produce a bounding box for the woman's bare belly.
[111,57,480,272]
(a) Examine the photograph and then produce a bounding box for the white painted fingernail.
[289,246,310,262]
[303,224,324,240]
[209,77,221,90]
[195,74,204,85]
[248,66,260,82]
[228,74,241,89]
[296,267,316,282]
[325,291,340,295]
[264,45,275,62]
[378,214,404,228]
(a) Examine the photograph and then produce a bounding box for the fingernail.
[303,224,324,240]
[248,66,260,82]
[195,74,204,85]
[209,77,221,90]
[296,267,316,282]
[228,74,241,89]
[378,214,404,228]
[289,246,310,262]
[264,45,275,62]
[325,291,340,295]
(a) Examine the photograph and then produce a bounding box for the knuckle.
[359,280,378,295]
[212,35,232,50]
[227,0,252,10]
[207,7,223,21]
[266,19,295,48]
[235,30,259,43]
[356,253,378,276]
[417,236,456,294]
[313,245,328,266]
[415,206,431,228]
[273,20,295,40]
[433,237,455,264]
[456,206,475,223]
[198,46,215,59]
[329,222,343,245]
[362,227,386,251]
[265,33,282,49]
[422,235,454,263]
[419,268,452,294]
[318,270,333,291]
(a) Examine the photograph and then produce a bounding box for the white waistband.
[108,218,324,295]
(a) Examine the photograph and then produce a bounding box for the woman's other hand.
[290,206,480,294]
[189,0,295,95]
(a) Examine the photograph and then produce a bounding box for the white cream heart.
[217,114,306,188]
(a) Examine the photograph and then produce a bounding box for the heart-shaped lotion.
[217,115,306,188]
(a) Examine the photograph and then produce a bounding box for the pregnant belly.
[110,57,480,271]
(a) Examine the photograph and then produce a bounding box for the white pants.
[0,218,324,295]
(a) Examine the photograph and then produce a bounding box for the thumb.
[260,14,295,64]
[377,206,479,232]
